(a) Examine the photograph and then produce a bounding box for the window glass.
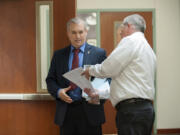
[36,1,53,92]
[77,12,97,46]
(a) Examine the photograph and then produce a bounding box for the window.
[77,12,98,46]
[36,1,53,92]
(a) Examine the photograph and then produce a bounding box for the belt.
[115,98,152,110]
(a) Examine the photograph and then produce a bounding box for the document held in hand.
[63,67,110,99]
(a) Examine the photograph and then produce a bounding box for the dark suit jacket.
[46,43,107,126]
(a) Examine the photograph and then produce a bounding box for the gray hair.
[123,14,146,33]
[67,17,88,31]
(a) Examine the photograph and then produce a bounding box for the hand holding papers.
[63,67,110,101]
[84,88,100,104]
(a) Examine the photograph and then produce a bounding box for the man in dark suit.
[46,17,107,135]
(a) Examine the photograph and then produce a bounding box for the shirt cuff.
[89,65,99,77]
[57,88,61,98]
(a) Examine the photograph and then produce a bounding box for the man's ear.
[127,23,131,28]
[127,23,135,33]
[84,29,88,36]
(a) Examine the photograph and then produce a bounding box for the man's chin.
[73,44,83,48]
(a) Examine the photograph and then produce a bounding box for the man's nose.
[76,33,80,38]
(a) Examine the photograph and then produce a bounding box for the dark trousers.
[115,99,155,135]
[60,103,102,135]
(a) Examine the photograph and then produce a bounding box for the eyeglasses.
[119,23,128,29]
[121,22,128,27]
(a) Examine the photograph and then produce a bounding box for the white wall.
[156,0,180,129]
[77,0,180,130]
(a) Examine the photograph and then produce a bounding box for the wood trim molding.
[157,128,180,134]
[0,94,53,100]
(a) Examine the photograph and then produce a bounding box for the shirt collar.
[70,42,86,53]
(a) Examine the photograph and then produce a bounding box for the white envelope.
[82,78,110,100]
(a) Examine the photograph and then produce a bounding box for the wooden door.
[101,12,153,55]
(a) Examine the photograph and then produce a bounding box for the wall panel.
[0,101,58,135]
[0,0,75,134]
[0,0,75,93]
[0,0,36,93]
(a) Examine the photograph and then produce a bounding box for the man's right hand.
[59,86,73,103]
[81,69,91,80]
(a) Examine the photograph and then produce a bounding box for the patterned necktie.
[70,48,80,90]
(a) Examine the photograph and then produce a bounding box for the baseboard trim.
[157,128,180,134]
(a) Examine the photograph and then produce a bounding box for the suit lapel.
[63,46,71,72]
[83,44,92,66]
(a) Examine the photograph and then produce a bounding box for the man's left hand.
[84,88,100,104]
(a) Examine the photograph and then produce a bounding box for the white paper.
[82,78,110,99]
[63,67,94,90]
[63,67,110,99]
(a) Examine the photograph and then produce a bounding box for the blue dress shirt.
[67,43,85,101]
[58,43,86,101]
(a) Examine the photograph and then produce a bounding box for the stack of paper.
[63,67,110,99]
